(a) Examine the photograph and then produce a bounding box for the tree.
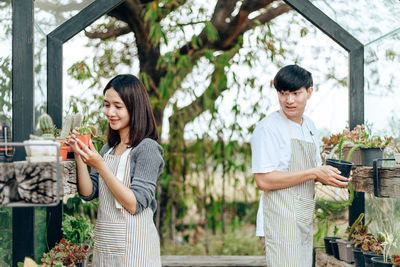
[68,0,291,241]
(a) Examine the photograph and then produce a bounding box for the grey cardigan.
[79,138,164,214]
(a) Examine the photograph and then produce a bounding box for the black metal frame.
[10,0,367,265]
[11,1,35,266]
[45,0,125,253]
[283,0,365,226]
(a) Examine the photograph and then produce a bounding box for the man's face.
[277,86,313,123]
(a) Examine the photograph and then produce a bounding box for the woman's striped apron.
[263,110,318,267]
[92,147,161,267]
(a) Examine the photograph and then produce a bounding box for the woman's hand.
[313,165,351,188]
[66,129,104,170]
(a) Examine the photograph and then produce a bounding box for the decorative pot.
[353,247,365,267]
[326,158,353,178]
[364,251,379,267]
[330,239,340,260]
[76,134,91,147]
[324,237,340,255]
[337,239,355,263]
[360,147,383,167]
[371,256,392,267]
[59,144,69,161]
[24,140,60,162]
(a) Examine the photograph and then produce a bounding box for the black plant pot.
[371,256,392,267]
[364,251,379,267]
[326,158,354,178]
[330,239,340,260]
[360,147,383,167]
[353,247,365,267]
[324,237,340,255]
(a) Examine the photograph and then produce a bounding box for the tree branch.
[169,50,238,128]
[244,3,291,31]
[84,25,131,40]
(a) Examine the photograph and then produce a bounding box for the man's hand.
[313,165,350,188]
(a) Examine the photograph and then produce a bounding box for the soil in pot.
[353,247,365,267]
[360,147,383,167]
[337,239,355,263]
[326,158,353,178]
[364,251,379,267]
[330,239,340,260]
[324,237,340,255]
[371,256,392,267]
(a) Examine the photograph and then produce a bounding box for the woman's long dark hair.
[103,74,159,147]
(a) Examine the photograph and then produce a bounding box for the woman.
[67,74,164,267]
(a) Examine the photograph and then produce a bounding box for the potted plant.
[344,124,394,166]
[362,233,384,267]
[41,238,90,267]
[352,218,373,267]
[24,112,60,162]
[337,213,365,263]
[371,232,399,267]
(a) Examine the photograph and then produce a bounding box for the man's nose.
[286,94,294,103]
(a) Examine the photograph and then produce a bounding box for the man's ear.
[306,87,314,99]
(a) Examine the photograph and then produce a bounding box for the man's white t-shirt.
[251,110,322,236]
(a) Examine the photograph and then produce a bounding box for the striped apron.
[263,110,318,267]
[92,147,161,267]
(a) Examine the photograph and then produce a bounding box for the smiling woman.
[67,74,164,267]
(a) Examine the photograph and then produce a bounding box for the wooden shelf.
[0,160,77,206]
[352,166,400,198]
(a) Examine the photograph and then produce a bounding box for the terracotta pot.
[76,134,91,147]
[59,145,69,161]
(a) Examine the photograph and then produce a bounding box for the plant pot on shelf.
[59,144,69,162]
[364,251,379,267]
[337,239,355,263]
[343,146,363,166]
[76,134,91,147]
[324,237,340,255]
[330,239,340,260]
[371,256,392,267]
[353,247,365,267]
[361,147,383,167]
[325,159,354,178]
[24,140,60,162]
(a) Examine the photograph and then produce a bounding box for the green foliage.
[62,214,94,247]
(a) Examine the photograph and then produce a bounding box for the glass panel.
[34,0,96,35]
[364,30,400,137]
[0,2,12,265]
[310,0,400,45]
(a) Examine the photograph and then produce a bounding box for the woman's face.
[104,88,130,134]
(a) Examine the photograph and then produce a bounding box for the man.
[251,65,349,267]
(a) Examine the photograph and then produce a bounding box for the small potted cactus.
[24,112,60,162]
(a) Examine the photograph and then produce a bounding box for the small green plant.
[381,231,398,263]
[62,214,94,247]
[38,112,55,139]
[346,213,364,241]
[78,126,92,136]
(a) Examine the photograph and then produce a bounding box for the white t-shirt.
[251,110,322,236]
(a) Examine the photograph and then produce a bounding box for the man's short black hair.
[273,65,313,92]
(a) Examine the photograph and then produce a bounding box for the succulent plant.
[38,112,55,139]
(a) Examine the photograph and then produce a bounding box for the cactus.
[38,113,55,137]
[60,115,73,139]
[73,113,83,129]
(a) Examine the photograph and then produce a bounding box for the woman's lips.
[109,119,118,125]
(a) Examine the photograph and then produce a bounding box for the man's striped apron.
[263,110,318,267]
[92,147,161,267]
